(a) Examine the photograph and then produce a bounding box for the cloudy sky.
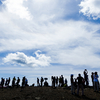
[0,0,100,86]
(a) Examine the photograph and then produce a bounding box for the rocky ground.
[0,86,100,100]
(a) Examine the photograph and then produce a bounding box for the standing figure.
[70,74,75,95]
[83,69,88,86]
[93,72,99,92]
[59,76,61,87]
[16,77,20,88]
[55,76,58,87]
[22,76,25,88]
[61,75,64,87]
[1,78,5,89]
[5,78,8,86]
[91,72,94,87]
[12,76,16,88]
[37,78,40,86]
[51,76,53,87]
[52,76,55,88]
[77,74,84,96]
[25,78,28,86]
[64,78,68,87]
[40,77,44,87]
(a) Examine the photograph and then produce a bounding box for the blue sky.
[0,0,100,86]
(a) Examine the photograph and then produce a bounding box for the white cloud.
[79,0,100,20]
[3,50,51,67]
[2,0,32,20]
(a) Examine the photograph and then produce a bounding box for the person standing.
[37,78,40,86]
[83,69,88,86]
[1,78,5,89]
[22,76,25,88]
[40,77,44,87]
[77,74,84,96]
[55,76,58,87]
[16,77,20,88]
[12,76,16,88]
[70,74,75,95]
[93,72,99,92]
[91,72,94,87]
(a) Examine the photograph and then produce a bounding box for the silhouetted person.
[1,78,5,89]
[55,76,58,87]
[12,76,16,88]
[51,76,53,87]
[37,78,40,86]
[5,78,8,86]
[22,76,25,88]
[91,72,94,87]
[83,69,88,86]
[52,76,55,88]
[61,75,64,87]
[64,78,68,87]
[74,78,77,91]
[59,76,61,87]
[40,77,44,87]
[44,78,48,87]
[25,78,28,86]
[86,75,89,86]
[93,72,99,92]
[77,74,84,96]
[70,74,75,95]
[16,77,20,88]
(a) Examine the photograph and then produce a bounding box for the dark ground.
[0,86,100,100]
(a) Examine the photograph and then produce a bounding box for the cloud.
[2,0,32,20]
[79,0,100,20]
[3,50,51,67]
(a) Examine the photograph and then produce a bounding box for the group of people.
[0,76,28,89]
[70,69,99,96]
[37,77,44,87]
[37,75,68,88]
[0,69,99,96]
[51,75,67,87]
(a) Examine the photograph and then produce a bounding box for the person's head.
[95,72,97,75]
[78,74,81,77]
[91,72,93,75]
[71,74,73,77]
[61,75,63,77]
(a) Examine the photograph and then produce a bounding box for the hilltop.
[0,86,99,100]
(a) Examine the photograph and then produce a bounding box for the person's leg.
[71,83,73,94]
[77,85,79,95]
[81,84,84,95]
[94,81,96,91]
[96,82,99,92]
[73,85,75,94]
[1,84,3,89]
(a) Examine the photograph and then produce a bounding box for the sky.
[0,0,100,86]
